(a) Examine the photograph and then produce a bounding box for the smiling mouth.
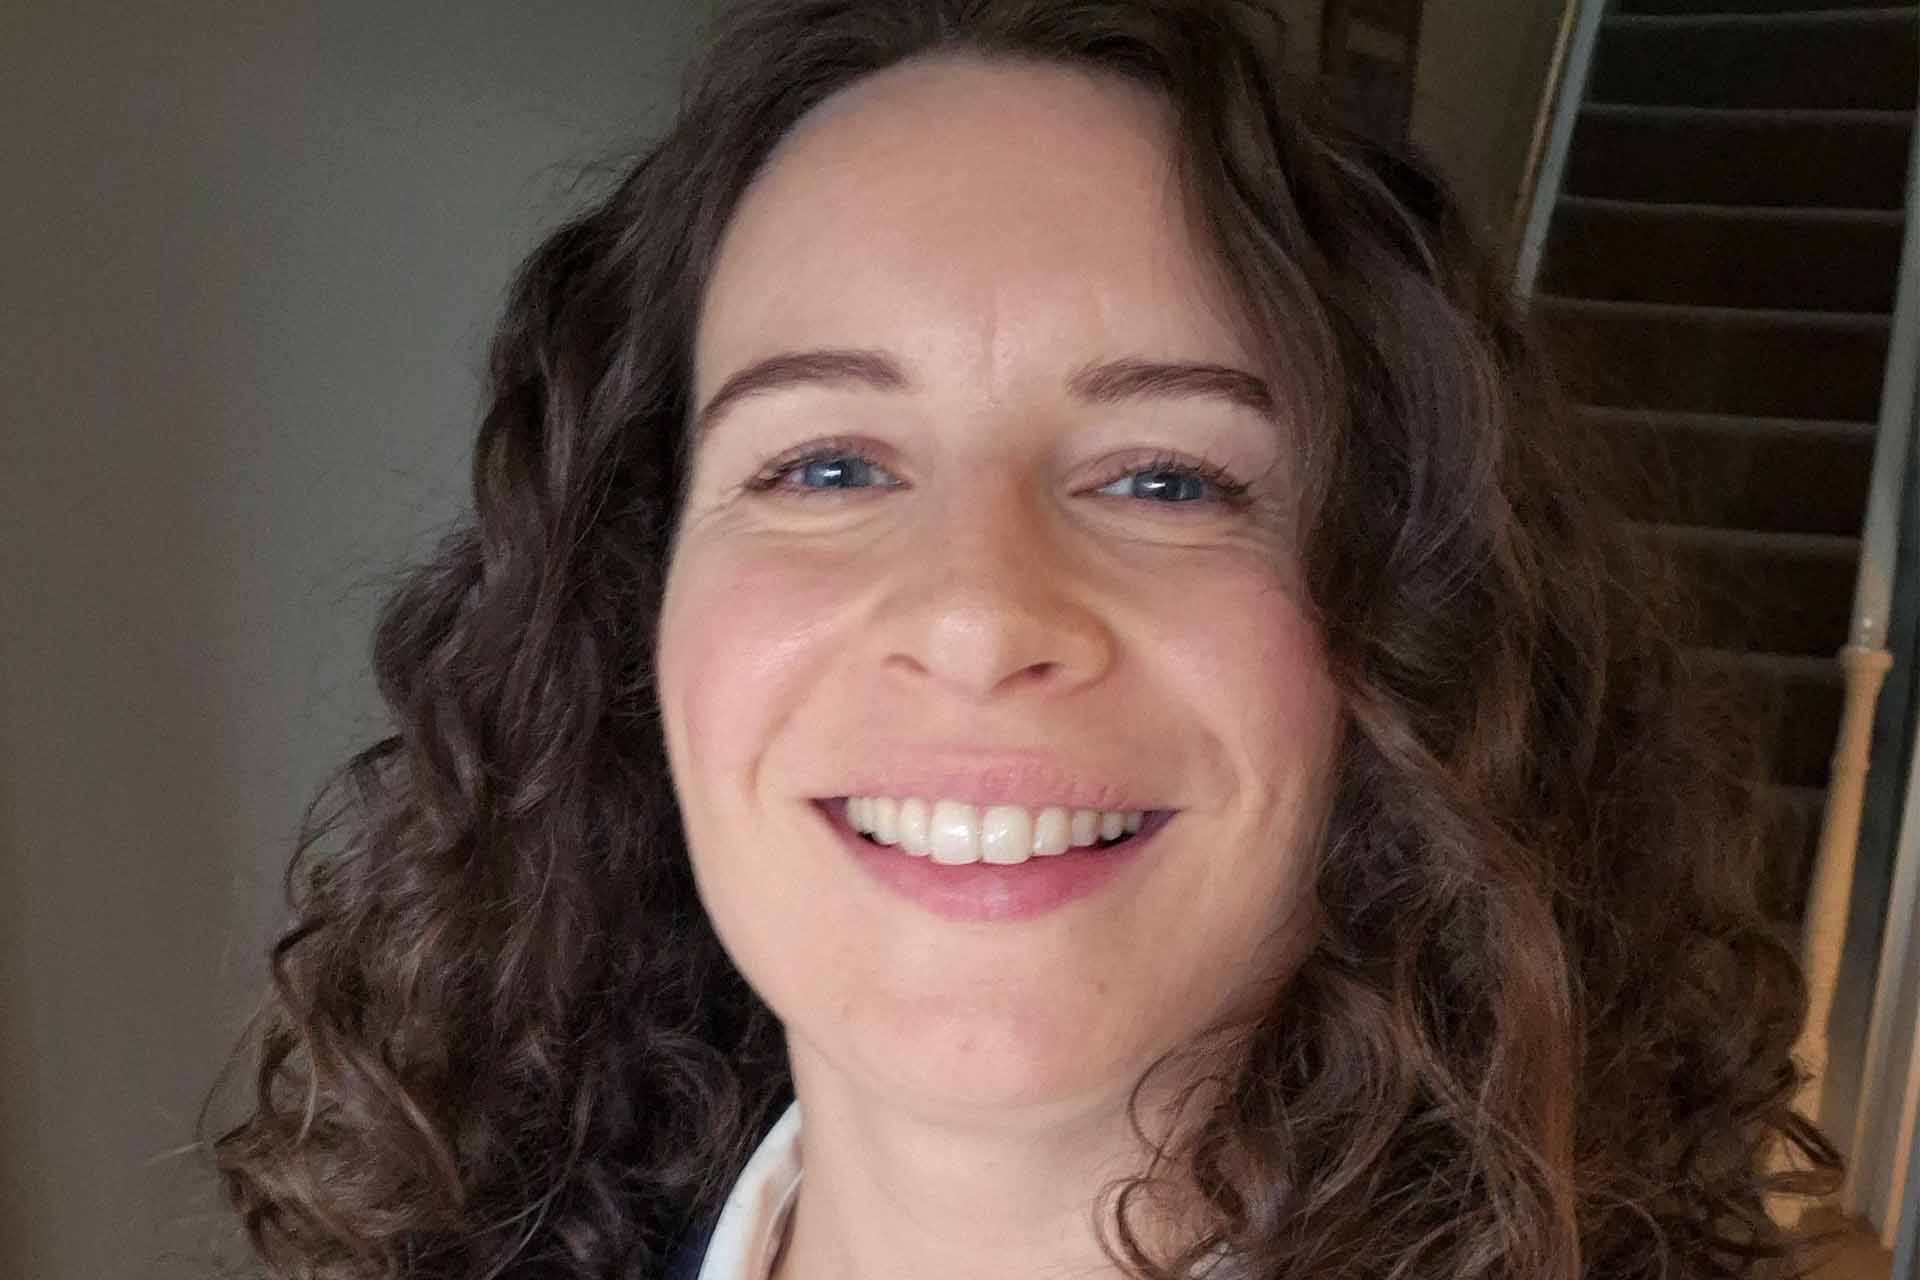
[847,814,1145,852]
[810,794,1167,867]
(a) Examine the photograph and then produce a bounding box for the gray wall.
[1412,0,1569,246]
[1274,0,1567,246]
[0,4,1558,1277]
[0,4,713,1275]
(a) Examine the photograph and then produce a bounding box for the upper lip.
[822,750,1174,813]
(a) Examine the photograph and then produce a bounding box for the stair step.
[1620,0,1915,12]
[1609,5,1919,22]
[1536,296,1891,420]
[1583,104,1917,120]
[1643,522,1862,554]
[1579,406,1881,438]
[1690,646,1845,785]
[1690,646,1844,682]
[1579,406,1878,535]
[1591,9,1918,111]
[1539,296,1894,325]
[1552,196,1905,225]
[1541,197,1904,311]
[1638,522,1859,654]
[1566,106,1913,207]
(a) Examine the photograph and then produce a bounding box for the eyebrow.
[691,348,1275,440]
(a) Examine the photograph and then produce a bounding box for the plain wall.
[1412,0,1569,247]
[0,4,714,1275]
[1276,0,1567,247]
[0,5,1560,1277]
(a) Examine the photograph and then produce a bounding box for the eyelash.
[742,437,1254,509]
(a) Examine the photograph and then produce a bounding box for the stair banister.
[1835,67,1920,1241]
[1766,35,1920,1228]
[1851,554,1920,1247]
[1511,0,1608,297]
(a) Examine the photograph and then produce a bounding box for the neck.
[770,1035,1216,1280]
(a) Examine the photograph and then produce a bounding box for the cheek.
[1165,566,1340,773]
[656,538,859,988]
[658,537,852,801]
[1254,599,1341,780]
[1155,567,1341,925]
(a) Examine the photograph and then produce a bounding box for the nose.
[874,474,1115,702]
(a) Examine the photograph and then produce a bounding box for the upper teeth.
[846,796,1146,865]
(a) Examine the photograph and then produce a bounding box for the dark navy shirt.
[662,1216,718,1280]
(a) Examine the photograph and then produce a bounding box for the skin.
[656,55,1343,1280]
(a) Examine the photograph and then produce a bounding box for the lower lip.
[814,799,1173,923]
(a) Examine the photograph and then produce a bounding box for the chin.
[830,1012,1152,1116]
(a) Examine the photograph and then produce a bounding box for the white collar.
[695,1099,803,1280]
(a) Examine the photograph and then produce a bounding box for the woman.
[204,1,1843,1278]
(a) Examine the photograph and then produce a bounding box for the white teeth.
[1070,809,1100,847]
[1033,807,1072,856]
[979,805,1034,865]
[843,797,1149,865]
[930,799,978,865]
[872,796,899,846]
[898,797,931,856]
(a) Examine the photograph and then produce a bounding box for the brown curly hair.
[202,1,1846,1277]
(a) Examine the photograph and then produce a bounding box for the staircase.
[1523,0,1920,926]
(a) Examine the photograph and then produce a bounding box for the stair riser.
[1602,420,1876,536]
[1591,15,1919,111]
[1662,538,1858,654]
[1542,208,1903,312]
[1567,112,1912,208]
[1755,788,1824,922]
[1543,305,1889,420]
[1768,690,1842,788]
[1707,663,1845,787]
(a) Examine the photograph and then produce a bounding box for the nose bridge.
[935,466,1046,583]
[882,469,1112,698]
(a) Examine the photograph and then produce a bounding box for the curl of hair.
[205,2,1845,1277]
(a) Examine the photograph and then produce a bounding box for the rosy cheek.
[661,541,856,788]
[1173,567,1339,767]
[1257,595,1338,723]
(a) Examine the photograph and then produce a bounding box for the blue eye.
[746,441,1249,508]
[748,445,901,494]
[1092,452,1252,507]
[798,454,882,489]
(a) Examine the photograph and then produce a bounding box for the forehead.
[693,55,1253,398]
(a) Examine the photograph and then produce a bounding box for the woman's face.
[658,57,1341,1115]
